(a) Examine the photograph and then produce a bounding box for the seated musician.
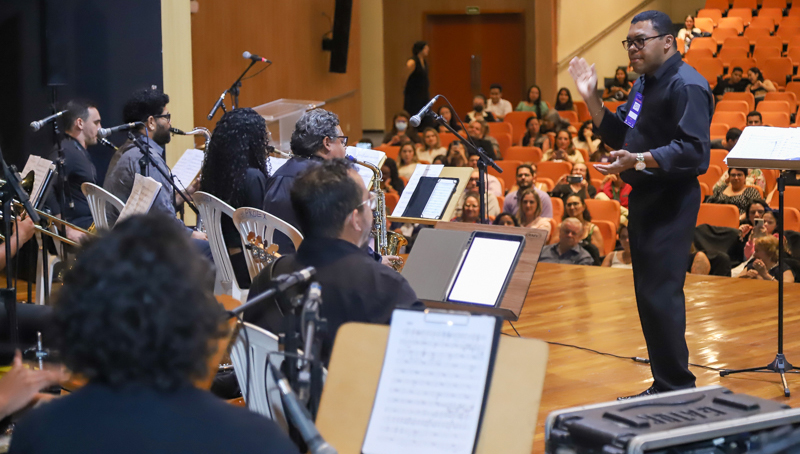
[245,159,419,364]
[9,214,297,454]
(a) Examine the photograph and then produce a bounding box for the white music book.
[726,126,800,170]
[21,155,55,207]
[362,309,500,454]
[171,148,204,189]
[420,178,458,219]
[345,146,387,188]
[116,174,162,223]
[391,164,444,217]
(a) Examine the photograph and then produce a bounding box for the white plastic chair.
[232,207,303,280]
[230,322,289,432]
[194,192,246,301]
[35,223,68,306]
[81,182,125,230]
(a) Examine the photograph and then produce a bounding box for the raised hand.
[568,57,598,101]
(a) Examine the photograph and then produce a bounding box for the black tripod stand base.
[720,353,795,397]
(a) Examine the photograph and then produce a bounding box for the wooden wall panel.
[190,0,361,140]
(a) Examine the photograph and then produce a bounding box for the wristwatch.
[634,153,646,171]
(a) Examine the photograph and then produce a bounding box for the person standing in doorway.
[404,41,431,128]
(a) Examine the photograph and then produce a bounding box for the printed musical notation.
[362,309,498,454]
[117,174,162,222]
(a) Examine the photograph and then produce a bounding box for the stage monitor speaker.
[41,0,67,86]
[322,0,352,74]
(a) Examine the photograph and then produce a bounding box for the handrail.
[557,0,659,70]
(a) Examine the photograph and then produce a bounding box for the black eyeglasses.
[331,135,348,147]
[621,34,668,51]
[154,113,171,122]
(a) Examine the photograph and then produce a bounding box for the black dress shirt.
[244,237,419,364]
[9,383,299,454]
[712,77,749,98]
[599,52,713,188]
[262,157,321,254]
[44,136,97,229]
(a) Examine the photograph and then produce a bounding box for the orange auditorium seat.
[748,16,776,32]
[585,199,621,231]
[551,197,564,223]
[375,145,400,161]
[721,36,751,51]
[438,132,457,149]
[718,16,746,34]
[696,203,740,228]
[786,47,800,69]
[769,186,800,211]
[698,8,723,25]
[384,192,399,214]
[698,164,724,189]
[604,101,625,113]
[715,99,750,113]
[557,110,579,123]
[538,177,555,192]
[758,7,784,26]
[780,16,800,29]
[722,92,755,110]
[744,27,772,45]
[726,8,752,27]
[718,47,749,69]
[689,37,718,54]
[710,149,729,171]
[776,26,800,44]
[574,101,591,122]
[732,0,757,9]
[761,0,787,9]
[788,35,800,51]
[700,182,711,199]
[727,57,757,73]
[757,99,792,114]
[785,82,800,106]
[710,123,729,140]
[503,111,535,146]
[487,159,521,193]
[692,58,724,87]
[685,48,715,67]
[785,207,800,232]
[791,7,800,17]
[755,35,784,50]
[487,121,512,138]
[762,57,793,87]
[704,0,729,11]
[495,133,512,157]
[712,111,747,129]
[712,27,740,46]
[594,220,617,257]
[762,169,779,196]
[695,17,717,34]
[753,46,782,64]
[761,111,791,127]
[537,161,572,186]
[503,146,542,163]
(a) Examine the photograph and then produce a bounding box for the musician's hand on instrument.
[14,217,36,244]
[65,226,87,244]
[187,174,201,195]
[191,230,208,241]
[381,255,403,268]
[0,350,64,419]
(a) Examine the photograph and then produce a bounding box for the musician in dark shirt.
[569,10,713,398]
[247,159,419,364]
[263,108,347,254]
[9,214,297,454]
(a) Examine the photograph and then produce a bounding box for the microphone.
[207,92,227,121]
[30,110,67,132]
[98,122,144,138]
[409,95,440,128]
[228,266,317,319]
[271,363,338,454]
[169,127,186,135]
[243,51,271,64]
[98,138,118,151]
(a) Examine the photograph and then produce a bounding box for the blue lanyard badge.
[624,92,643,128]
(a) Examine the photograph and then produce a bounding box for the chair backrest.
[760,0,786,10]
[375,144,400,162]
[230,322,288,430]
[689,37,718,54]
[761,57,793,87]
[81,182,125,230]
[771,186,800,210]
[685,48,715,66]
[593,220,617,257]
[761,111,791,127]
[753,46,782,65]
[503,111,536,145]
[700,182,711,199]
[722,91,755,111]
[727,57,758,75]
[715,99,750,114]
[785,82,800,107]
[504,146,542,163]
[697,203,740,228]
[438,132,458,149]
[495,132,513,156]
[786,47,800,68]
[194,191,243,300]
[487,121,512,138]
[698,164,724,189]
[732,0,756,9]
[791,6,800,16]
[785,207,800,232]
[710,123,729,140]
[488,159,522,193]
[717,45,749,65]
[777,26,800,44]
[765,91,799,112]
[759,7,785,24]
[712,111,746,129]
[749,16,776,32]
[710,149,729,172]
[757,99,792,114]
[384,192,399,213]
[698,8,723,25]
[744,26,772,45]
[719,16,745,33]
[574,101,591,122]
[755,35,784,50]
[556,110,579,123]
[536,161,573,186]
[233,207,304,280]
[691,58,724,86]
[711,26,740,45]
[551,196,564,221]
[704,0,728,12]
[695,17,717,34]
[584,198,621,231]
[762,168,779,196]
[604,100,625,113]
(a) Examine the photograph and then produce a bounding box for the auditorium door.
[424,12,525,119]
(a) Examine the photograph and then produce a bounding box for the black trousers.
[627,179,699,391]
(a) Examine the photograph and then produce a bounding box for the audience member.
[676,15,702,53]
[590,140,614,162]
[453,170,501,219]
[521,116,551,149]
[418,127,447,162]
[504,163,554,218]
[382,111,422,145]
[436,105,462,132]
[713,135,764,193]
[746,110,763,126]
[432,155,446,165]
[713,67,748,102]
[596,174,632,226]
[707,168,762,216]
[573,120,601,155]
[603,68,633,101]
[602,225,632,268]
[466,120,498,160]
[466,154,503,197]
[404,41,430,127]
[9,214,298,454]
[493,212,519,227]
[380,157,405,196]
[544,129,585,164]
[452,192,481,223]
[397,143,419,179]
[554,88,576,112]
[743,207,779,261]
[711,126,741,151]
[465,94,497,123]
[445,140,468,167]
[551,195,604,261]
[517,85,549,120]
[745,67,777,99]
[539,217,594,266]
[541,110,571,134]
[487,84,513,120]
[552,162,597,201]
[516,188,552,239]
[739,235,794,282]
[477,121,501,158]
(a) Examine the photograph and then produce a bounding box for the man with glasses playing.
[246,159,418,364]
[569,10,713,399]
[263,108,348,254]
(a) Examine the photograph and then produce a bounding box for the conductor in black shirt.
[9,214,298,454]
[569,10,713,398]
[246,159,419,364]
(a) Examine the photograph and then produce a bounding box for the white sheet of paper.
[171,149,204,189]
[362,309,497,454]
[117,174,162,223]
[346,146,386,188]
[421,178,457,220]
[726,126,800,164]
[448,237,522,306]
[268,156,289,174]
[391,164,444,217]
[21,156,55,206]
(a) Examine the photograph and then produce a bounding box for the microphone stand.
[207,60,256,120]
[429,110,501,224]
[128,131,198,215]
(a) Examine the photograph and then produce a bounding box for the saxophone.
[350,158,408,270]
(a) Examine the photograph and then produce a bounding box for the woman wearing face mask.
[382,111,422,145]
[465,94,497,123]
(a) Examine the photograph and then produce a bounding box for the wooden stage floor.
[516,263,800,453]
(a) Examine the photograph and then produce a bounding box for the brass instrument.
[244,232,280,265]
[349,158,407,270]
[171,126,211,151]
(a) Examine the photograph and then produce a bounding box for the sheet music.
[362,309,497,454]
[117,174,162,223]
[392,164,444,217]
[21,155,55,206]
[421,178,457,219]
[726,126,800,164]
[170,148,204,189]
[346,146,387,188]
[268,156,289,174]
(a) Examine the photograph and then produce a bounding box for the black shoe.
[617,385,659,401]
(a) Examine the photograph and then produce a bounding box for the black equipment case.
[545,385,800,454]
